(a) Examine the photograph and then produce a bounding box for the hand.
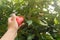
[8,14,22,31]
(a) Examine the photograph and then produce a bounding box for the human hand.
[8,14,23,31]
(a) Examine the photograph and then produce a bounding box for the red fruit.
[16,16,24,26]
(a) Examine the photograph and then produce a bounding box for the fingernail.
[10,13,16,17]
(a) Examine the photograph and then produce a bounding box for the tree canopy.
[0,0,60,40]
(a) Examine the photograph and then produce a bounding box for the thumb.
[11,13,16,21]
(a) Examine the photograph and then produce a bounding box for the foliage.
[0,0,60,40]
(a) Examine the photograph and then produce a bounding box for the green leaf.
[27,34,35,40]
[40,32,54,40]
[54,18,59,24]
[27,20,32,26]
[39,20,48,26]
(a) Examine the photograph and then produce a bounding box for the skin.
[0,14,23,40]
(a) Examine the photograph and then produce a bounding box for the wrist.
[8,26,18,31]
[8,28,17,32]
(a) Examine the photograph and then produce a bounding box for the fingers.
[19,23,25,28]
[8,17,12,23]
[11,13,16,21]
[8,13,16,23]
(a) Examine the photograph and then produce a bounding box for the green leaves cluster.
[0,0,60,40]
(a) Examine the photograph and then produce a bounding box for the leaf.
[27,34,35,40]
[54,18,59,24]
[19,0,23,2]
[45,32,54,40]
[39,20,48,26]
[27,20,32,26]
[40,32,54,40]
